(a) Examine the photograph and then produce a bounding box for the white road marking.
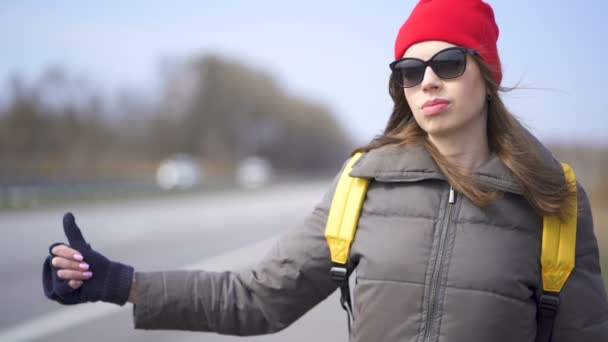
[0,236,278,342]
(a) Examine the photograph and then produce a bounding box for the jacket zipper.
[422,185,455,342]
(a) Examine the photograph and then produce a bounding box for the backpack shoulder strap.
[537,162,578,342]
[325,152,369,265]
[324,152,369,334]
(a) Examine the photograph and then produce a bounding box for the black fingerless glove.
[42,212,134,306]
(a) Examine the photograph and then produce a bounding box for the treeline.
[0,55,354,180]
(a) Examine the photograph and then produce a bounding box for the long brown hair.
[354,54,576,221]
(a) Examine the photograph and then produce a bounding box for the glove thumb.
[63,212,88,248]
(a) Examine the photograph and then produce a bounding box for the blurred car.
[237,156,273,189]
[156,154,202,190]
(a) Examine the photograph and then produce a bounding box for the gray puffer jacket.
[133,143,608,342]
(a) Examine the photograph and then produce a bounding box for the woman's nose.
[420,66,442,92]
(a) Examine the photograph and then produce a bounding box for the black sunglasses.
[389,46,477,88]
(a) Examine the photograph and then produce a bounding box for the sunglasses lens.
[432,48,467,79]
[393,60,425,88]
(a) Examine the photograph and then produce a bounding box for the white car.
[237,156,273,189]
[156,154,202,190]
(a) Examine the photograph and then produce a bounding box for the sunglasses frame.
[389,46,478,88]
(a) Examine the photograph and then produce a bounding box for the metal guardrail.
[0,172,336,210]
[0,178,179,209]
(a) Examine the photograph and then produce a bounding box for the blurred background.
[1,0,606,341]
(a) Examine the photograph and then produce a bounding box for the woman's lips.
[422,102,449,116]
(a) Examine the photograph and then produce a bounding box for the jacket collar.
[349,137,560,195]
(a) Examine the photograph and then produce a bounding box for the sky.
[1,0,607,145]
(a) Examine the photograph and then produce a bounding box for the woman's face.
[401,41,488,139]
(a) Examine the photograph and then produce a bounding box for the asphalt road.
[0,181,348,342]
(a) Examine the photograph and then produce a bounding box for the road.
[0,180,348,342]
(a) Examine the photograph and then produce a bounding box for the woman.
[42,0,608,341]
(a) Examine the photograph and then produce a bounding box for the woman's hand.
[42,212,135,306]
[50,243,93,290]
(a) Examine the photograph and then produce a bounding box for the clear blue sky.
[1,0,607,144]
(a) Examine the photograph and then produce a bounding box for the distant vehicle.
[156,154,202,190]
[237,156,273,189]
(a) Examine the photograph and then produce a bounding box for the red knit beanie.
[394,0,502,85]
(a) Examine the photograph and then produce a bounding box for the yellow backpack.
[324,152,578,342]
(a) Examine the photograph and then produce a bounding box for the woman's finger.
[51,244,84,262]
[68,280,83,289]
[57,269,93,281]
[51,257,89,271]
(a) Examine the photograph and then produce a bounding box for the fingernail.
[83,271,92,277]
[79,263,89,270]
[74,254,83,261]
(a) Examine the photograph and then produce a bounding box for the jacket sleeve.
[551,183,608,341]
[131,172,342,335]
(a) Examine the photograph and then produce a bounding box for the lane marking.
[0,236,278,342]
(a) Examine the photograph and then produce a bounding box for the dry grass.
[549,143,608,287]
[589,193,608,287]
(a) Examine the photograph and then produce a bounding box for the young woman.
[42,1,608,341]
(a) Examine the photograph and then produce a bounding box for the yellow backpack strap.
[324,152,370,334]
[541,162,578,292]
[537,162,578,342]
[325,152,370,266]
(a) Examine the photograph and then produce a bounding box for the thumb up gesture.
[42,213,134,305]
